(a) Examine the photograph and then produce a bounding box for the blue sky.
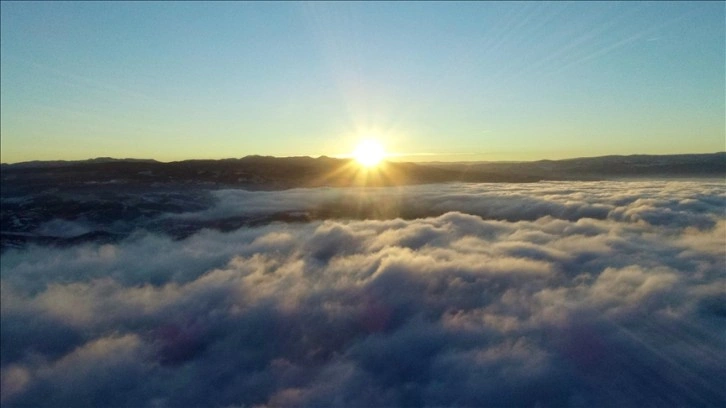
[1,1,724,163]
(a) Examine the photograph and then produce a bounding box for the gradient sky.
[1,1,724,163]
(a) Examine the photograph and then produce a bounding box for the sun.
[353,139,386,167]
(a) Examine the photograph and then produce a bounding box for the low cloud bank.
[2,181,725,407]
[179,180,726,225]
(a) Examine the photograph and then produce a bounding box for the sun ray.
[307,138,411,189]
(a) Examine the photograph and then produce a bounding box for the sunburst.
[353,139,385,167]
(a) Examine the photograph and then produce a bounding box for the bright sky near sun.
[1,1,724,163]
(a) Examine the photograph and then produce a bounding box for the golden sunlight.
[353,139,385,167]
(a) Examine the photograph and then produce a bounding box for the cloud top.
[2,181,725,407]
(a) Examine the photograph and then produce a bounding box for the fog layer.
[2,181,724,407]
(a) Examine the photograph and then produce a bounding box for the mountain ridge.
[3,152,724,168]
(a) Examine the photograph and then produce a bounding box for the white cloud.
[1,180,724,407]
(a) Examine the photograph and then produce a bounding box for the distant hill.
[0,155,539,197]
[2,153,723,198]
[419,152,726,180]
[1,157,158,168]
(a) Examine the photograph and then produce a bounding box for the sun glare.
[353,139,385,167]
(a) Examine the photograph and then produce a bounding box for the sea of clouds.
[2,180,725,407]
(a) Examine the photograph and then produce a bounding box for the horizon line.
[2,151,725,166]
